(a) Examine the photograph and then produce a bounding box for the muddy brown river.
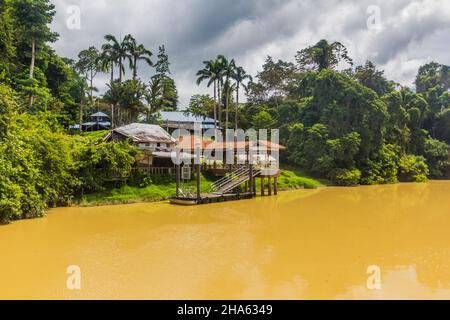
[1,181,449,299]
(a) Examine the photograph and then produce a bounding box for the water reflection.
[0,181,449,299]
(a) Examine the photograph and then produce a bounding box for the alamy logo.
[366,265,382,290]
[366,5,382,33]
[66,5,81,30]
[66,265,81,290]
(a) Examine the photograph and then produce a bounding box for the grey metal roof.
[106,123,175,143]
[160,111,216,124]
[152,151,193,159]
[83,121,111,127]
[91,112,109,118]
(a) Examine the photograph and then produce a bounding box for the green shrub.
[398,155,429,182]
[73,138,138,193]
[360,144,399,185]
[423,138,450,178]
[329,168,361,186]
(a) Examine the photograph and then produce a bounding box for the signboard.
[182,166,191,180]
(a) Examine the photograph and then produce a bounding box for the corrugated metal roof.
[91,112,109,118]
[153,151,194,159]
[160,111,216,124]
[109,123,175,143]
[83,121,111,126]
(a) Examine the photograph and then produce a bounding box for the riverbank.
[77,169,324,206]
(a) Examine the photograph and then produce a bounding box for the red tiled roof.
[176,135,285,151]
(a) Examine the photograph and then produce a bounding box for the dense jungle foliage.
[0,0,449,223]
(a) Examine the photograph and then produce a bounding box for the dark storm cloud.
[50,0,450,106]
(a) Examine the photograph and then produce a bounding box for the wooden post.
[268,176,272,196]
[176,164,180,197]
[274,177,278,195]
[261,176,265,196]
[249,164,254,195]
[196,164,201,201]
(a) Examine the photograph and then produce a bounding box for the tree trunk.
[28,38,36,108]
[225,87,229,130]
[218,83,222,127]
[90,69,94,104]
[119,57,123,83]
[111,104,115,129]
[235,82,239,131]
[111,61,114,84]
[133,56,137,80]
[79,99,83,133]
[213,81,217,131]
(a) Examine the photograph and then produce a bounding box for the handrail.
[210,168,249,191]
[212,168,248,189]
[218,169,261,194]
[210,168,261,194]
[210,167,248,191]
[212,166,248,187]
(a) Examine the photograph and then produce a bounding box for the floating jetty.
[168,192,255,206]
[169,164,279,206]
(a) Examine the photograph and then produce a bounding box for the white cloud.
[50,0,450,107]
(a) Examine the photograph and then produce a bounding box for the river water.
[1,181,450,299]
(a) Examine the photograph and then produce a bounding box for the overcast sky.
[51,0,450,107]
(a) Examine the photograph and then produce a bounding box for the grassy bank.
[79,169,324,206]
[78,173,214,206]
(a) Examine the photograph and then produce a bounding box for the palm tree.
[217,55,236,130]
[196,59,222,130]
[103,80,122,127]
[126,35,153,80]
[232,66,252,130]
[98,48,115,85]
[101,34,131,83]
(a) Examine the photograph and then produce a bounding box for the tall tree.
[125,35,153,80]
[152,45,178,111]
[101,34,131,83]
[353,61,395,96]
[11,0,58,108]
[218,55,236,130]
[196,59,222,130]
[154,45,170,76]
[75,46,102,103]
[416,62,450,94]
[296,39,353,71]
[232,65,252,130]
[99,45,116,85]
[247,56,297,107]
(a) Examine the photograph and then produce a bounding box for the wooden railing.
[132,167,175,175]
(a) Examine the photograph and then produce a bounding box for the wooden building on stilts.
[169,137,285,205]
